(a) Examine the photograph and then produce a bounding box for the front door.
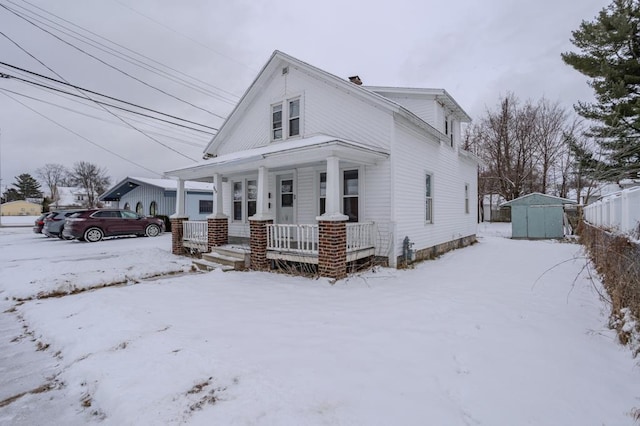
[277,174,294,224]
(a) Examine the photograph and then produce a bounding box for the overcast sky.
[0,0,611,192]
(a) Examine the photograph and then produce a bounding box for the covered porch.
[165,135,389,278]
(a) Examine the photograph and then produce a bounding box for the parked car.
[33,213,50,234]
[62,209,164,242]
[42,209,86,239]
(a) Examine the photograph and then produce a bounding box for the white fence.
[267,222,375,254]
[583,187,640,234]
[182,220,207,251]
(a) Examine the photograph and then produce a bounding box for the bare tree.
[36,163,69,209]
[69,162,111,208]
[532,98,567,194]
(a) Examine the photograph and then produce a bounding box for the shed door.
[528,205,563,238]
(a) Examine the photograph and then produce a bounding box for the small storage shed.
[501,193,577,239]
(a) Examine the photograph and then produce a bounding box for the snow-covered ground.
[1,223,638,425]
[0,215,39,227]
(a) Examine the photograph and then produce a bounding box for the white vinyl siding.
[215,64,392,155]
[392,120,477,261]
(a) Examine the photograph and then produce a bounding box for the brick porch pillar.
[318,219,347,279]
[207,217,228,251]
[170,216,188,255]
[250,219,272,270]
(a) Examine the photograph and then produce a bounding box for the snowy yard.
[1,223,639,425]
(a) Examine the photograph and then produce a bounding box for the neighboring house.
[1,200,42,216]
[49,186,105,209]
[100,177,214,220]
[165,50,479,278]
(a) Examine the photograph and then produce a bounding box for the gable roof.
[204,50,471,156]
[501,192,577,207]
[100,176,213,201]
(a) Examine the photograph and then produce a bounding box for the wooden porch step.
[192,258,235,272]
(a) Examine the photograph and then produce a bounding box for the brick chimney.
[348,75,363,85]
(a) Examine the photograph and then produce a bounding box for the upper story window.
[271,96,302,141]
[272,104,283,140]
[289,99,300,137]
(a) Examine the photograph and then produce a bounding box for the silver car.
[42,209,86,239]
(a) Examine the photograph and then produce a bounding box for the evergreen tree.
[12,173,43,199]
[2,188,21,202]
[562,0,640,181]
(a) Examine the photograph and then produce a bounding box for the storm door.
[276,174,295,224]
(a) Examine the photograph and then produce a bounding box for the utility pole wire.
[0,71,216,135]
[110,0,257,74]
[1,91,163,176]
[0,33,199,162]
[5,0,239,105]
[0,4,227,121]
[15,0,240,104]
[0,88,208,148]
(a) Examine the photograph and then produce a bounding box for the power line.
[0,33,200,162]
[1,90,164,176]
[110,0,257,74]
[0,3,228,121]
[5,0,240,105]
[0,60,218,132]
[0,88,208,148]
[0,69,216,136]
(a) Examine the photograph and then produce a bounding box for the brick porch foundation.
[318,219,347,279]
[170,216,188,255]
[250,219,272,270]
[207,217,228,251]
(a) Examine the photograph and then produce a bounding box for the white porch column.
[171,178,187,218]
[251,166,273,220]
[209,173,226,219]
[318,156,348,221]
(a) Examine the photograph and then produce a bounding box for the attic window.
[282,66,289,75]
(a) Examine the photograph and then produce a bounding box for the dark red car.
[33,213,50,234]
[62,209,164,242]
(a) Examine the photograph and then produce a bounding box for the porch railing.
[267,224,318,254]
[346,222,374,252]
[267,222,374,254]
[183,220,207,250]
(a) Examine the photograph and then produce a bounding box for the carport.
[501,193,577,239]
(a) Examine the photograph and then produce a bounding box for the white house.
[165,51,478,278]
[99,177,213,220]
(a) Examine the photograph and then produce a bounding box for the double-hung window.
[232,179,258,221]
[272,97,301,141]
[343,170,359,222]
[288,99,300,137]
[425,174,433,223]
[247,180,257,217]
[464,183,470,214]
[318,170,359,222]
[233,182,243,221]
[272,104,283,140]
